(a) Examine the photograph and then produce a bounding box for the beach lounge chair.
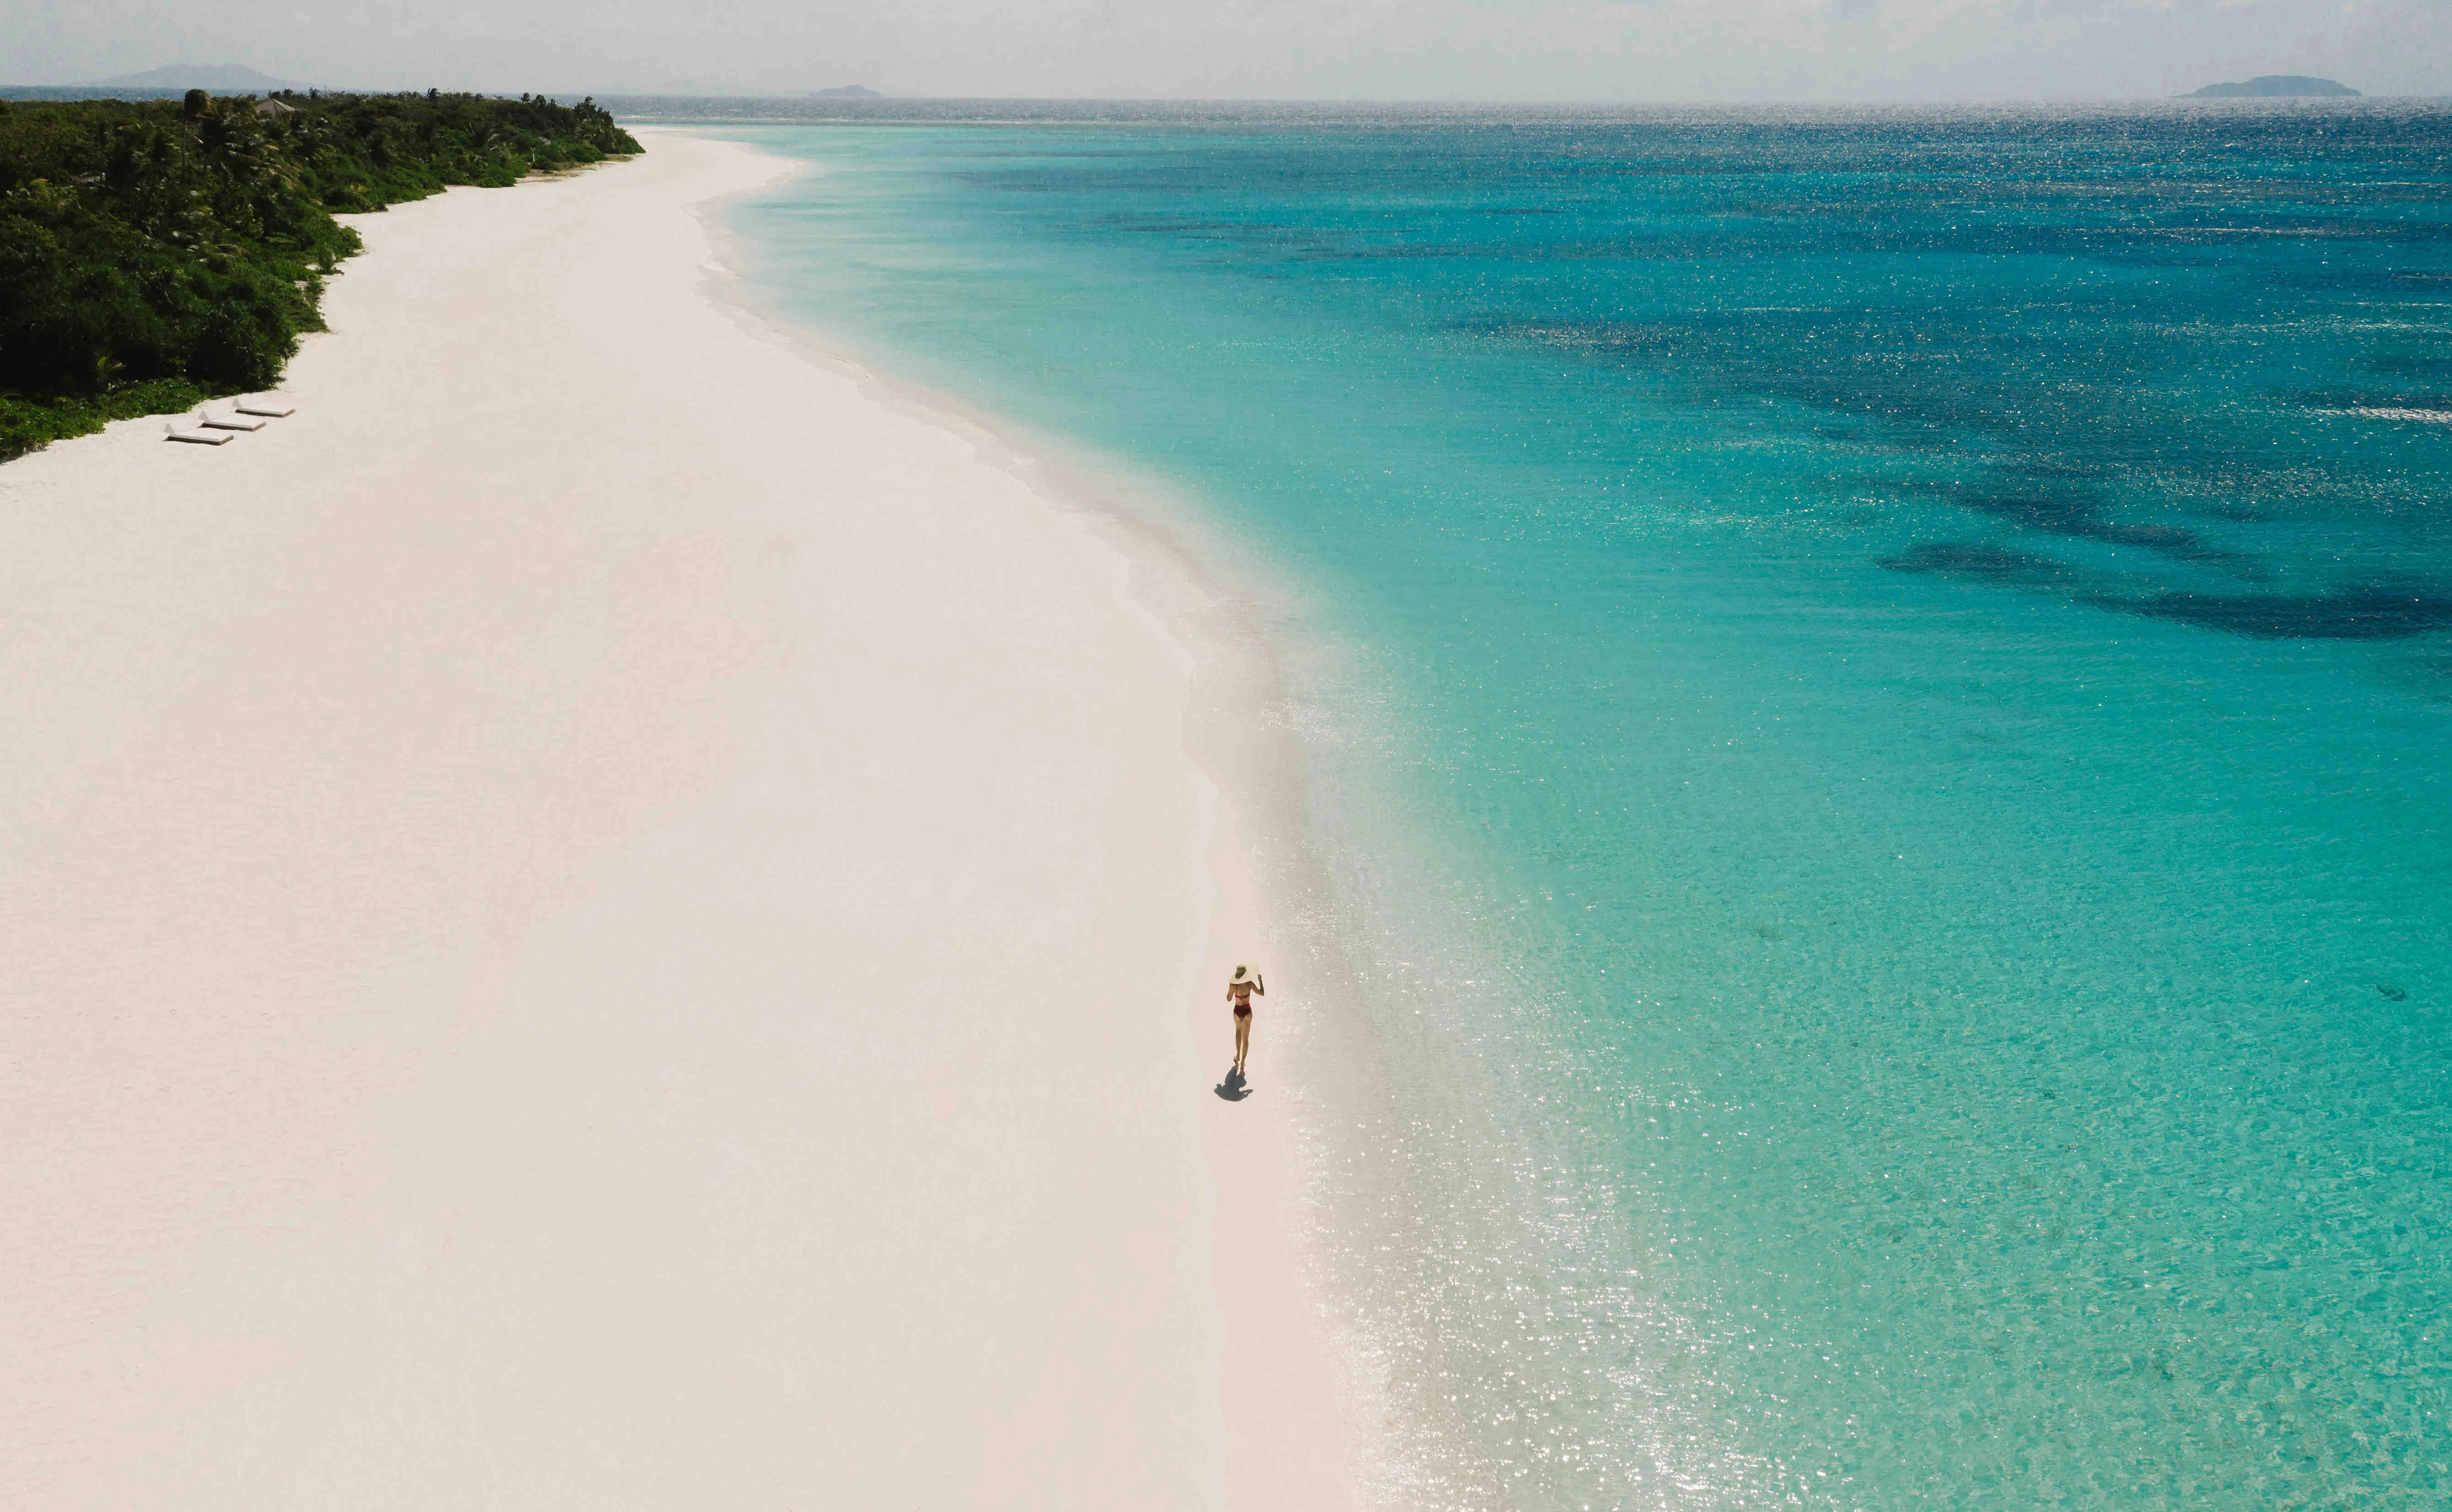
[234,393,297,418]
[199,406,268,432]
[165,414,234,445]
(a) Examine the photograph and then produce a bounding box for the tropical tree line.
[0,89,643,460]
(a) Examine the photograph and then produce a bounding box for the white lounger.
[199,406,268,432]
[234,393,297,418]
[166,415,234,445]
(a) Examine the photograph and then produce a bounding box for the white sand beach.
[0,132,1362,1509]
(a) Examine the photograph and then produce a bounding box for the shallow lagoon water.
[687,104,2452,1506]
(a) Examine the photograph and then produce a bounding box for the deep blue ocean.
[657,102,2452,1506]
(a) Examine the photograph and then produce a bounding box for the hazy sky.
[8,0,2447,100]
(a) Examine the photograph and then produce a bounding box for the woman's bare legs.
[1234,1013,1251,1076]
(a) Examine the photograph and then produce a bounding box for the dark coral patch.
[1884,544,2452,642]
[2125,586,2452,641]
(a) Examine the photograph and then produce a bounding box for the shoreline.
[1,130,1374,1508]
[668,128,1754,1504]
[682,134,1426,1505]
[690,129,1598,1503]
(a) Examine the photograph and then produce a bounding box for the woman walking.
[1227,964,1264,1078]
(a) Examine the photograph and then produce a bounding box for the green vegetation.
[0,90,641,461]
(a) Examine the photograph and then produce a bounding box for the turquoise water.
[692,105,2452,1506]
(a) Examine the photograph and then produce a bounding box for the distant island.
[812,85,882,98]
[93,63,295,91]
[2184,75,2360,98]
[0,62,298,102]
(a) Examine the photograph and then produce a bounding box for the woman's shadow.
[1214,1066,1251,1101]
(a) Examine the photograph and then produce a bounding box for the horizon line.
[5,86,2441,106]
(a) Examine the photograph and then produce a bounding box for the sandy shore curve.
[0,131,1361,1510]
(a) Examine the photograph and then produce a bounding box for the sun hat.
[1229,964,1255,985]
